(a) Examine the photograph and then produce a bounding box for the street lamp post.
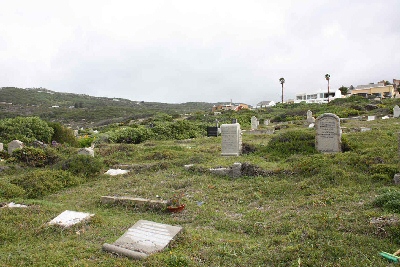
[325,74,331,103]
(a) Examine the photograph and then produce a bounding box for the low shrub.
[266,130,317,158]
[61,155,105,179]
[9,147,59,167]
[11,169,81,198]
[0,180,25,199]
[373,190,400,213]
[108,126,154,144]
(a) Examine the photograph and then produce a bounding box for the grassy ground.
[2,118,400,266]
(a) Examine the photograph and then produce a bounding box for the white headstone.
[367,116,376,121]
[307,110,316,124]
[221,123,242,156]
[78,147,94,157]
[0,143,3,152]
[7,140,23,155]
[264,119,270,126]
[48,210,94,227]
[102,220,183,259]
[394,105,400,118]
[315,113,341,153]
[251,116,258,130]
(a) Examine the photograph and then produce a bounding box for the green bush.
[266,130,317,158]
[61,155,105,179]
[47,122,78,146]
[11,170,81,198]
[0,180,25,199]
[0,116,54,144]
[108,126,154,144]
[373,190,400,213]
[9,147,59,167]
[77,135,95,147]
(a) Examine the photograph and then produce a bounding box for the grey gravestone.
[221,123,242,156]
[394,105,400,118]
[0,143,3,152]
[103,220,183,259]
[315,113,341,153]
[251,116,258,130]
[7,140,23,155]
[307,110,316,124]
[207,126,219,137]
[264,119,270,126]
[78,147,94,157]
[367,116,376,121]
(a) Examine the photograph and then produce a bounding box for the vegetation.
[2,91,400,266]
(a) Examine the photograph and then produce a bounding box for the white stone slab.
[78,147,94,157]
[394,105,400,118]
[0,143,3,152]
[48,210,94,227]
[103,220,183,259]
[2,202,28,208]
[251,116,258,130]
[105,169,129,176]
[367,116,376,121]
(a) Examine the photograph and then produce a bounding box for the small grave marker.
[78,147,94,157]
[394,105,400,118]
[207,126,219,137]
[102,220,183,259]
[7,140,23,155]
[251,116,258,130]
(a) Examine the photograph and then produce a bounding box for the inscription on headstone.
[221,123,242,156]
[315,113,341,153]
[102,220,183,259]
[394,105,400,118]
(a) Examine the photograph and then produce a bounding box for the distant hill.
[0,87,215,128]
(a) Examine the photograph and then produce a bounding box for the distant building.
[256,101,276,108]
[349,81,394,98]
[212,103,250,112]
[294,90,340,104]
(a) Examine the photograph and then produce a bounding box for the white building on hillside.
[294,89,342,104]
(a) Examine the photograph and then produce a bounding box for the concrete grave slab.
[105,169,129,176]
[101,196,167,210]
[1,202,28,208]
[102,220,183,259]
[48,210,94,227]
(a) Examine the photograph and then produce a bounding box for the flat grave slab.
[103,220,183,259]
[48,210,94,227]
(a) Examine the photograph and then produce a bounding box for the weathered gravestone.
[78,147,94,157]
[221,123,242,156]
[0,143,3,152]
[7,140,23,155]
[264,119,270,126]
[103,220,183,259]
[315,113,341,153]
[394,105,400,118]
[307,110,316,124]
[367,116,376,121]
[251,116,258,130]
[207,126,219,137]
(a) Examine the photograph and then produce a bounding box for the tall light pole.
[325,74,330,103]
[279,77,285,104]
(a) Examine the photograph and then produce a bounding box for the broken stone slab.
[1,202,28,208]
[104,169,129,176]
[102,220,183,260]
[210,162,242,178]
[101,196,167,210]
[48,210,94,227]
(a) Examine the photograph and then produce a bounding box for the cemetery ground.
[2,119,400,266]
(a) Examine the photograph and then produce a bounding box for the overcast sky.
[1,1,399,106]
